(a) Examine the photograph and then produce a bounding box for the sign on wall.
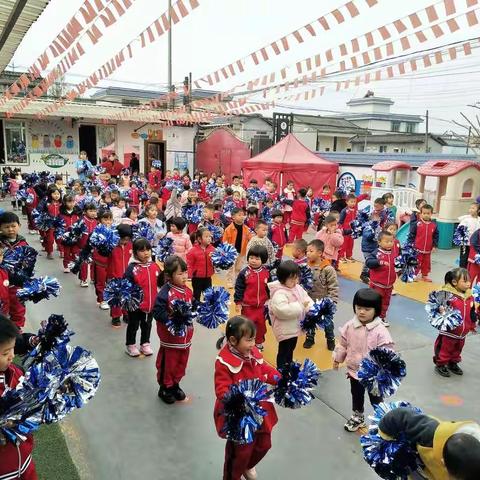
[28,120,77,156]
[337,172,356,193]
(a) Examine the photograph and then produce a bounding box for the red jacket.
[270,223,287,249]
[107,242,133,279]
[129,186,140,207]
[214,344,278,438]
[47,201,61,221]
[0,267,9,315]
[0,363,35,479]
[246,216,257,231]
[392,239,401,258]
[153,283,194,348]
[409,219,439,253]
[148,171,162,191]
[60,211,80,230]
[78,216,98,249]
[232,198,246,210]
[234,266,270,307]
[160,187,172,204]
[439,287,477,339]
[186,243,215,279]
[101,160,124,177]
[339,207,356,231]
[290,199,310,225]
[0,235,29,251]
[366,248,397,288]
[26,187,38,210]
[124,260,161,313]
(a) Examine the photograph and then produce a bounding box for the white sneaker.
[243,467,258,480]
[99,301,110,310]
[80,281,89,288]
[63,267,70,273]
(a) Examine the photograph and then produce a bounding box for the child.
[153,255,194,404]
[186,228,215,301]
[319,184,332,201]
[268,260,313,369]
[128,182,141,210]
[148,165,162,192]
[269,210,287,261]
[164,189,182,228]
[329,190,347,214]
[408,204,438,282]
[232,190,246,211]
[124,238,161,356]
[44,186,62,259]
[245,206,259,231]
[333,288,394,432]
[458,202,480,268]
[433,268,477,377]
[385,222,401,257]
[338,194,357,262]
[120,207,138,226]
[291,239,308,266]
[315,213,344,263]
[0,315,39,480]
[25,183,39,235]
[246,220,276,266]
[214,316,279,480]
[283,180,295,227]
[288,188,310,242]
[93,210,114,310]
[231,175,246,198]
[366,230,397,326]
[223,207,253,288]
[111,197,127,225]
[167,216,192,261]
[0,250,10,317]
[59,194,80,273]
[467,227,480,285]
[303,240,338,350]
[382,192,397,223]
[107,224,133,327]
[77,203,98,287]
[138,205,166,247]
[234,245,270,349]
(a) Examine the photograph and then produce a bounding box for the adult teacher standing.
[101,153,124,179]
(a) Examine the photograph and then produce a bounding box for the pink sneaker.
[125,345,140,357]
[140,343,153,356]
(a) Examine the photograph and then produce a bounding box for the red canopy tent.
[241,134,338,194]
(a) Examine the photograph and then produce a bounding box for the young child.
[319,184,332,202]
[77,203,98,287]
[44,186,62,260]
[231,175,246,198]
[291,239,308,266]
[138,205,166,247]
[458,202,480,268]
[107,224,133,327]
[0,315,39,480]
[167,216,192,261]
[59,194,80,273]
[124,238,161,356]
[93,210,114,310]
[382,192,397,223]
[153,255,194,404]
[111,197,127,225]
[329,190,347,214]
[246,220,276,266]
[333,288,394,432]
[269,210,287,261]
[408,204,438,282]
[303,240,338,350]
[245,206,259,231]
[283,180,295,227]
[234,245,270,350]
[120,207,138,226]
[268,260,313,369]
[232,190,246,211]
[223,207,253,288]
[214,316,279,480]
[186,228,215,301]
[288,188,310,242]
[433,268,477,377]
[315,214,344,267]
[148,164,162,192]
[467,227,480,285]
[338,194,357,262]
[366,230,397,326]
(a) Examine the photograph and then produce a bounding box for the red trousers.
[156,345,190,387]
[0,458,38,480]
[369,283,393,320]
[223,429,272,480]
[79,263,94,282]
[242,305,266,344]
[62,245,78,269]
[44,228,55,254]
[467,262,480,286]
[288,223,304,242]
[26,208,36,231]
[283,211,292,226]
[434,335,465,366]
[416,252,432,277]
[9,286,26,329]
[339,235,354,259]
[275,247,284,260]
[93,263,107,303]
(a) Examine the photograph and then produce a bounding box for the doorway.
[144,141,166,176]
[79,125,97,165]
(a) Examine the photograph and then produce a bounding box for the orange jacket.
[222,223,252,256]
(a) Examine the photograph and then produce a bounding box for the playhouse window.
[461,178,473,198]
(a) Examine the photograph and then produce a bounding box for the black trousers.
[459,245,470,269]
[276,337,298,370]
[126,310,153,346]
[307,321,334,341]
[350,376,382,413]
[191,277,212,302]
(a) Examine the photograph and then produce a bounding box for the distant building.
[349,133,447,153]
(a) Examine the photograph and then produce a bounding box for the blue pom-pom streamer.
[1,246,38,283]
[206,182,218,198]
[473,284,480,303]
[89,224,120,256]
[221,379,269,444]
[273,359,320,409]
[212,243,238,270]
[453,225,469,247]
[246,187,266,204]
[53,218,67,240]
[182,204,204,224]
[360,401,424,480]
[132,222,155,242]
[301,298,336,335]
[222,200,236,217]
[425,290,463,331]
[394,245,418,283]
[139,191,150,202]
[15,188,29,202]
[190,180,200,191]
[33,210,54,231]
[363,220,381,241]
[151,159,162,169]
[358,348,407,398]
[311,198,331,214]
[17,276,61,303]
[68,247,92,275]
[299,264,313,291]
[60,219,87,247]
[197,287,230,328]
[165,179,183,191]
[104,278,144,312]
[155,236,174,262]
[165,299,196,336]
[206,223,223,243]
[474,253,480,265]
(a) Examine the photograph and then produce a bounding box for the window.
[325,147,330,152]
[391,121,401,132]
[379,145,387,153]
[346,148,352,152]
[393,148,400,153]
[121,99,140,106]
[97,125,116,160]
[4,121,27,164]
[462,178,473,198]
[405,122,416,133]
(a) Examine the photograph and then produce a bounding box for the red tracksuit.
[214,345,279,480]
[45,201,61,255]
[366,248,397,319]
[77,216,97,282]
[153,283,194,388]
[270,222,287,259]
[288,199,310,242]
[160,187,172,207]
[339,206,357,259]
[128,186,140,209]
[0,363,38,480]
[232,198,246,210]
[92,248,108,303]
[198,181,210,203]
[234,266,270,344]
[59,210,80,269]
[0,236,28,329]
[433,288,477,366]
[186,243,215,301]
[409,219,438,277]
[25,188,38,232]
[246,216,257,232]
[107,241,133,319]
[467,229,480,285]
[148,171,162,192]
[392,238,401,258]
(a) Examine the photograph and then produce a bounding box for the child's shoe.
[344,412,366,432]
[80,280,89,287]
[47,253,54,260]
[435,365,450,377]
[303,335,315,349]
[63,267,70,273]
[422,276,432,282]
[111,317,121,328]
[125,345,140,357]
[158,386,176,404]
[242,467,258,480]
[326,338,336,351]
[140,343,153,356]
[99,301,109,310]
[448,363,463,375]
[172,383,186,401]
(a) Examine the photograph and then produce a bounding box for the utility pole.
[425,110,429,153]
[466,126,472,154]
[168,0,173,110]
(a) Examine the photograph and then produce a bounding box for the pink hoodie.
[167,231,192,260]
[333,316,394,379]
[315,227,344,261]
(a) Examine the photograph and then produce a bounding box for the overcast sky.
[9,0,480,133]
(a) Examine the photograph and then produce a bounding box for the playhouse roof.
[372,161,412,172]
[417,160,480,177]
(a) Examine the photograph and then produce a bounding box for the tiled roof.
[372,161,412,171]
[417,160,480,176]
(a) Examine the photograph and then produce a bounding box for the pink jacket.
[333,316,395,379]
[268,280,313,342]
[315,227,344,261]
[167,231,192,260]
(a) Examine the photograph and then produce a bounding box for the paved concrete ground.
[20,220,478,480]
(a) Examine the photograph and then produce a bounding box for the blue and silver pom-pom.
[104,278,144,312]
[68,247,92,275]
[301,298,337,335]
[206,182,218,198]
[206,223,223,243]
[183,204,204,224]
[165,299,197,336]
[196,287,230,329]
[155,236,174,262]
[151,159,162,170]
[132,222,155,242]
[60,219,87,246]
[311,198,331,214]
[349,219,363,239]
[89,225,120,257]
[15,188,29,202]
[473,284,480,303]
[212,243,239,270]
[221,379,269,444]
[358,348,407,398]
[453,224,469,247]
[53,218,67,240]
[298,264,313,291]
[474,253,480,265]
[165,179,184,192]
[17,276,61,303]
[363,220,381,241]
[273,359,320,409]
[33,211,54,231]
[223,200,236,218]
[360,401,423,480]
[279,195,293,207]
[190,180,200,191]
[394,245,418,283]
[246,187,266,204]
[425,290,463,331]
[1,245,38,282]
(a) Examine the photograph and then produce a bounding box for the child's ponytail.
[444,267,469,287]
[215,316,256,350]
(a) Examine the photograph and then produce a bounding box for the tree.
[452,105,480,154]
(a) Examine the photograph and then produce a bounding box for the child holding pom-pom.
[166,216,192,261]
[214,316,279,480]
[59,194,80,273]
[153,255,194,404]
[44,186,62,260]
[77,203,98,288]
[458,202,480,268]
[186,228,215,301]
[333,288,394,432]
